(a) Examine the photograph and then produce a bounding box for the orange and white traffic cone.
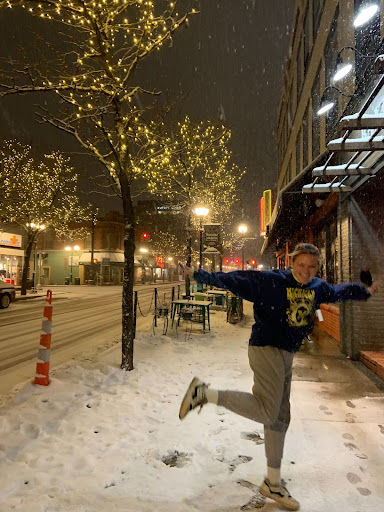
[34,290,53,386]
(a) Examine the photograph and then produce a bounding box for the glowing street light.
[65,245,80,284]
[238,224,248,270]
[194,206,209,269]
[26,222,46,292]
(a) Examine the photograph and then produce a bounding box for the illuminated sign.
[260,197,266,237]
[0,232,22,248]
[260,190,273,238]
[263,190,273,226]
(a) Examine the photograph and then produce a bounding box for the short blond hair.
[289,243,320,262]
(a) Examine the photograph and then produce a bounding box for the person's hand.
[368,282,379,295]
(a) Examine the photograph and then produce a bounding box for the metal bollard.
[154,288,158,327]
[133,291,138,338]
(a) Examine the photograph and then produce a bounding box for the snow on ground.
[0,302,383,512]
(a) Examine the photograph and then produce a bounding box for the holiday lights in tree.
[0,0,198,370]
[0,140,93,295]
[144,115,244,284]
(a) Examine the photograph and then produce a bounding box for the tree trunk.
[21,234,34,296]
[120,173,135,371]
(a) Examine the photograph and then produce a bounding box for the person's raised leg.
[179,346,286,423]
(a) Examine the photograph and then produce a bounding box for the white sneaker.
[179,377,208,420]
[259,478,300,510]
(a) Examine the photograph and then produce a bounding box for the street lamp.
[26,222,46,292]
[65,245,80,284]
[194,206,209,269]
[238,224,248,270]
[139,247,148,283]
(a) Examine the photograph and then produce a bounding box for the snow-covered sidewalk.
[0,302,383,511]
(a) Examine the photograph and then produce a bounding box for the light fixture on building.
[317,86,358,116]
[333,60,353,82]
[333,46,379,82]
[354,4,379,27]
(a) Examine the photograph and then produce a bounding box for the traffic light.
[142,232,149,240]
[251,259,256,266]
[92,258,98,264]
[224,258,230,264]
[234,258,240,264]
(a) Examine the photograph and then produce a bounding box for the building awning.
[79,252,125,264]
[302,75,384,195]
[261,150,330,255]
[0,247,25,257]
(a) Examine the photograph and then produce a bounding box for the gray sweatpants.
[217,345,294,469]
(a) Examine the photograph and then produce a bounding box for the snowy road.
[0,282,178,393]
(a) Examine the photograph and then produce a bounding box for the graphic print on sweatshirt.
[286,287,315,327]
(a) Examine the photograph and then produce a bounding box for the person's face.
[291,253,319,285]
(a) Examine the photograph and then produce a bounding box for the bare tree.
[0,0,198,370]
[0,140,92,294]
[144,115,244,292]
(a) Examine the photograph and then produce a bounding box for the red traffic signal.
[234,258,240,264]
[224,258,230,264]
[142,232,149,239]
[251,259,256,266]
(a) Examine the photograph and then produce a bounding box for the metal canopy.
[312,163,373,176]
[339,114,384,130]
[327,136,384,151]
[302,75,384,194]
[302,183,352,193]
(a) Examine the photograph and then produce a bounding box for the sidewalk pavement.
[0,300,383,511]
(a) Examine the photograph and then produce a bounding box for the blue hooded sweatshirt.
[194,268,371,353]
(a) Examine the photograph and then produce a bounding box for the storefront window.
[315,218,338,284]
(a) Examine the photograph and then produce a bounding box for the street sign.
[203,224,222,252]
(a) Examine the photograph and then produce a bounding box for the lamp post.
[194,206,209,269]
[139,247,148,283]
[26,222,46,292]
[65,245,80,284]
[238,224,248,270]
[167,256,173,282]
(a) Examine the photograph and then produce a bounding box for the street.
[0,282,179,394]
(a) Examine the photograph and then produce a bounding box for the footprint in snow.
[241,431,264,445]
[344,442,368,460]
[319,405,333,415]
[22,424,40,439]
[346,472,371,496]
[161,450,192,468]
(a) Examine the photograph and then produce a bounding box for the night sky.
[0,1,294,255]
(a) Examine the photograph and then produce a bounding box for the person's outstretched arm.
[186,266,272,303]
[320,280,378,304]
